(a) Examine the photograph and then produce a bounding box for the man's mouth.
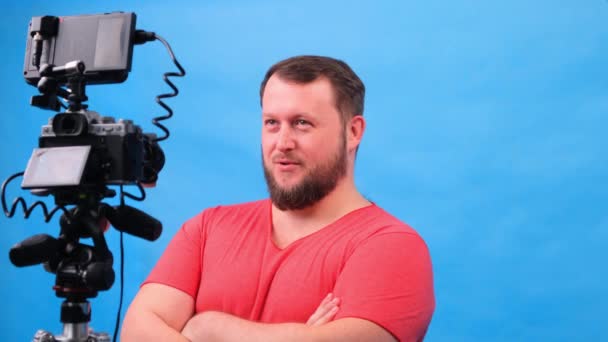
[273,157,300,165]
[273,158,301,170]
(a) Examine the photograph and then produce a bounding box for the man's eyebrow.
[262,112,313,117]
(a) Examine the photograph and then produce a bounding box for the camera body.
[40,111,154,184]
[22,109,164,196]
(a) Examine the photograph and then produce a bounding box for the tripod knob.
[84,261,115,291]
[33,329,55,342]
[88,331,111,342]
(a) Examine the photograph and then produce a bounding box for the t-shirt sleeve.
[142,210,207,299]
[333,231,435,342]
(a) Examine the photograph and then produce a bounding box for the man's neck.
[270,178,370,248]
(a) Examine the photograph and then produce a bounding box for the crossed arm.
[121,283,396,342]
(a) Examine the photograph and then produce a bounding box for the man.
[121,55,435,341]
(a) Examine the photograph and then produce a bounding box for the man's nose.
[276,127,296,151]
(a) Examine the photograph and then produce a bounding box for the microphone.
[9,234,59,267]
[105,205,162,241]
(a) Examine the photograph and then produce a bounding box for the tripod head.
[9,186,161,300]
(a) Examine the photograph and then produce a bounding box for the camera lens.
[52,113,88,136]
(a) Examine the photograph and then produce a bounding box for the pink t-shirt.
[144,199,435,341]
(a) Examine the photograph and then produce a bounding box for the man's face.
[261,75,348,210]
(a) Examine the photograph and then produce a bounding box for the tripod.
[10,187,161,342]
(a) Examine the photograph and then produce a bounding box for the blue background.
[1,1,606,341]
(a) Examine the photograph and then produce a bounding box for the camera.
[23,109,165,204]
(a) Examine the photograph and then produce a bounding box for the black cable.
[120,184,125,207]
[1,172,72,222]
[112,185,128,342]
[120,182,146,203]
[112,183,144,341]
[151,34,186,142]
[112,228,125,342]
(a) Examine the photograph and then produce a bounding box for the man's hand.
[306,293,340,326]
[182,293,340,341]
[181,293,393,342]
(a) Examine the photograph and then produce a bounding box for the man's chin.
[271,173,302,189]
[272,182,299,194]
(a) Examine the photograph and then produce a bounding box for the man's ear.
[347,115,365,152]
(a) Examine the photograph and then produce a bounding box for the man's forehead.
[262,75,336,107]
[264,75,334,95]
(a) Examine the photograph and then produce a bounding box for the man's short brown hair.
[260,55,365,123]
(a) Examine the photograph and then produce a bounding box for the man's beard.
[263,137,347,211]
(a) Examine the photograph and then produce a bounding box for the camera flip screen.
[21,146,91,189]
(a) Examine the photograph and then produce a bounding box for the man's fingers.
[307,294,334,325]
[318,293,334,308]
[306,293,340,326]
[306,298,328,325]
[309,305,339,326]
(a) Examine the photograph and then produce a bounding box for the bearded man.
[122,55,435,342]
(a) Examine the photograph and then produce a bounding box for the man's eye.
[264,119,277,125]
[295,119,310,126]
